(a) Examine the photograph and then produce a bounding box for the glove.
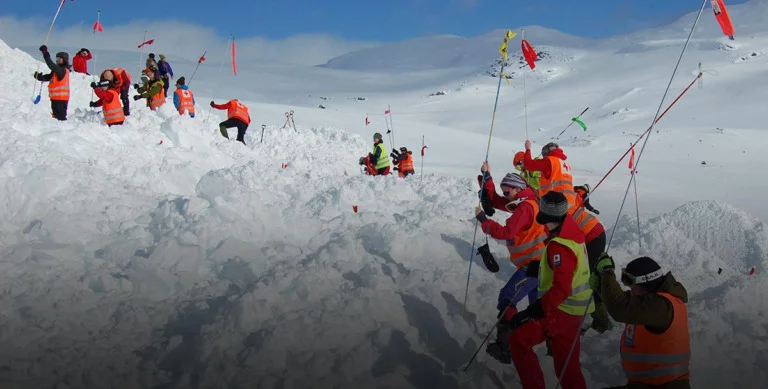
[133,95,142,101]
[33,71,40,79]
[90,82,98,88]
[89,101,97,108]
[524,260,540,278]
[210,101,215,107]
[479,188,495,217]
[504,299,545,330]
[596,253,615,274]
[589,272,601,292]
[133,83,140,90]
[39,45,48,53]
[393,167,399,171]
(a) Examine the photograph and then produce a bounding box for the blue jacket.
[158,60,174,78]
[173,85,195,117]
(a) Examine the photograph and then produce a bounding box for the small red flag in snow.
[93,21,103,33]
[421,145,428,157]
[749,266,756,275]
[365,116,370,126]
[353,205,358,213]
[158,140,163,145]
[384,109,390,115]
[138,39,154,49]
[521,39,538,70]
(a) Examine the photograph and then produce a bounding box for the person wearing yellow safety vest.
[366,132,390,176]
[500,191,594,389]
[591,254,691,389]
[133,67,165,111]
[514,151,541,191]
[522,140,578,208]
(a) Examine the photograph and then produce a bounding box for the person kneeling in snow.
[390,147,415,177]
[210,99,250,145]
[591,254,690,389]
[173,77,195,118]
[474,162,547,364]
[133,67,165,111]
[89,80,125,127]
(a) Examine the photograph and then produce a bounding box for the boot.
[590,301,614,333]
[485,324,512,364]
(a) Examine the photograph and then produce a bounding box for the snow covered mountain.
[1,0,768,387]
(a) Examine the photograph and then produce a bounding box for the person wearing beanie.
[499,190,594,389]
[133,67,165,111]
[72,48,92,74]
[390,147,415,178]
[521,139,577,208]
[146,53,158,72]
[157,54,174,96]
[210,99,251,145]
[363,132,390,175]
[591,254,690,389]
[514,150,542,191]
[474,162,548,365]
[173,76,195,118]
[33,45,70,121]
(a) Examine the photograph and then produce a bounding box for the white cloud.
[0,16,380,66]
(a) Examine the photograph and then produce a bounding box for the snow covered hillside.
[1,0,768,387]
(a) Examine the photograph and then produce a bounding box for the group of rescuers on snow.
[362,132,691,389]
[32,45,252,145]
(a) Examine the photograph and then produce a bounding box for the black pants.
[51,100,68,121]
[586,231,607,303]
[119,87,130,116]
[219,118,248,144]
[108,121,124,127]
[161,75,170,96]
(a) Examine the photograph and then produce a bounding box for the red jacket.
[72,51,92,74]
[477,175,537,240]
[540,214,587,315]
[211,101,233,110]
[92,87,115,107]
[522,148,567,179]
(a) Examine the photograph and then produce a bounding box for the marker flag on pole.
[365,116,370,126]
[93,21,103,33]
[521,39,538,70]
[628,144,636,170]
[198,54,206,63]
[231,37,237,76]
[138,39,154,48]
[749,266,755,276]
[384,108,390,115]
[571,117,587,131]
[711,0,735,40]
[421,145,428,157]
[498,29,517,62]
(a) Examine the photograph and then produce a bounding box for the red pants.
[507,309,587,389]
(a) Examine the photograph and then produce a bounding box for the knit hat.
[541,142,559,157]
[399,147,408,153]
[500,173,527,190]
[373,132,383,140]
[622,257,664,291]
[159,54,166,60]
[176,76,185,86]
[149,53,155,58]
[55,52,69,65]
[536,191,570,225]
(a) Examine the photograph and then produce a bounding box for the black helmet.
[399,147,407,153]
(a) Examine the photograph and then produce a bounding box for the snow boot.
[589,301,614,334]
[486,324,512,364]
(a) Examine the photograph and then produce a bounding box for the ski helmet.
[541,142,559,157]
[513,151,525,167]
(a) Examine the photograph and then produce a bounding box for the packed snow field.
[1,1,768,388]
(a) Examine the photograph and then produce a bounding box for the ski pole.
[552,106,589,140]
[32,0,67,105]
[420,135,425,182]
[90,10,100,106]
[137,30,147,74]
[187,50,206,86]
[205,37,231,126]
[388,105,395,148]
[290,110,297,132]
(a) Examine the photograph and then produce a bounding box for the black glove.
[33,71,40,79]
[39,45,48,53]
[90,82,98,88]
[89,101,97,108]
[504,299,545,330]
[525,260,540,278]
[393,167,399,171]
[480,189,496,217]
[358,157,365,165]
[133,94,142,101]
[210,101,215,107]
[133,83,140,90]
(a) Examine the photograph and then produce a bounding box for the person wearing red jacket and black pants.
[499,190,594,389]
[210,99,251,145]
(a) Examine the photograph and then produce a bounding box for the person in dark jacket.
[157,54,174,96]
[72,48,92,74]
[592,254,691,389]
[33,45,70,121]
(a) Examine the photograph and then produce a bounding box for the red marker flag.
[198,54,206,64]
[628,144,636,170]
[749,266,756,276]
[385,108,391,115]
[93,21,103,33]
[521,39,538,70]
[138,39,154,49]
[421,145,428,157]
[365,116,370,126]
[231,38,237,76]
[711,0,735,39]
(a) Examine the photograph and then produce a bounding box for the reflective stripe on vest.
[374,143,390,169]
[504,199,548,268]
[620,293,691,385]
[537,235,595,315]
[538,156,577,207]
[571,207,599,235]
[227,100,251,125]
[176,89,196,115]
[48,69,70,101]
[399,154,414,172]
[102,90,125,125]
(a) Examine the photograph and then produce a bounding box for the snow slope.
[1,0,768,387]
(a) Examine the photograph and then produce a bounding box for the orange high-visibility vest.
[398,152,415,177]
[571,188,600,236]
[175,88,195,116]
[504,199,548,269]
[227,100,251,125]
[103,67,129,89]
[538,155,577,207]
[48,68,70,101]
[102,89,125,125]
[149,81,165,110]
[620,293,691,386]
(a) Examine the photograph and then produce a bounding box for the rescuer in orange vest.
[133,67,165,111]
[391,147,415,177]
[592,254,691,389]
[100,67,132,116]
[474,162,548,364]
[173,77,195,118]
[522,140,577,207]
[210,99,251,145]
[89,80,125,127]
[33,45,70,121]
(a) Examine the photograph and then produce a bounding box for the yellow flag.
[498,29,517,62]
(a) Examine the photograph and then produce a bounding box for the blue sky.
[4,0,750,42]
